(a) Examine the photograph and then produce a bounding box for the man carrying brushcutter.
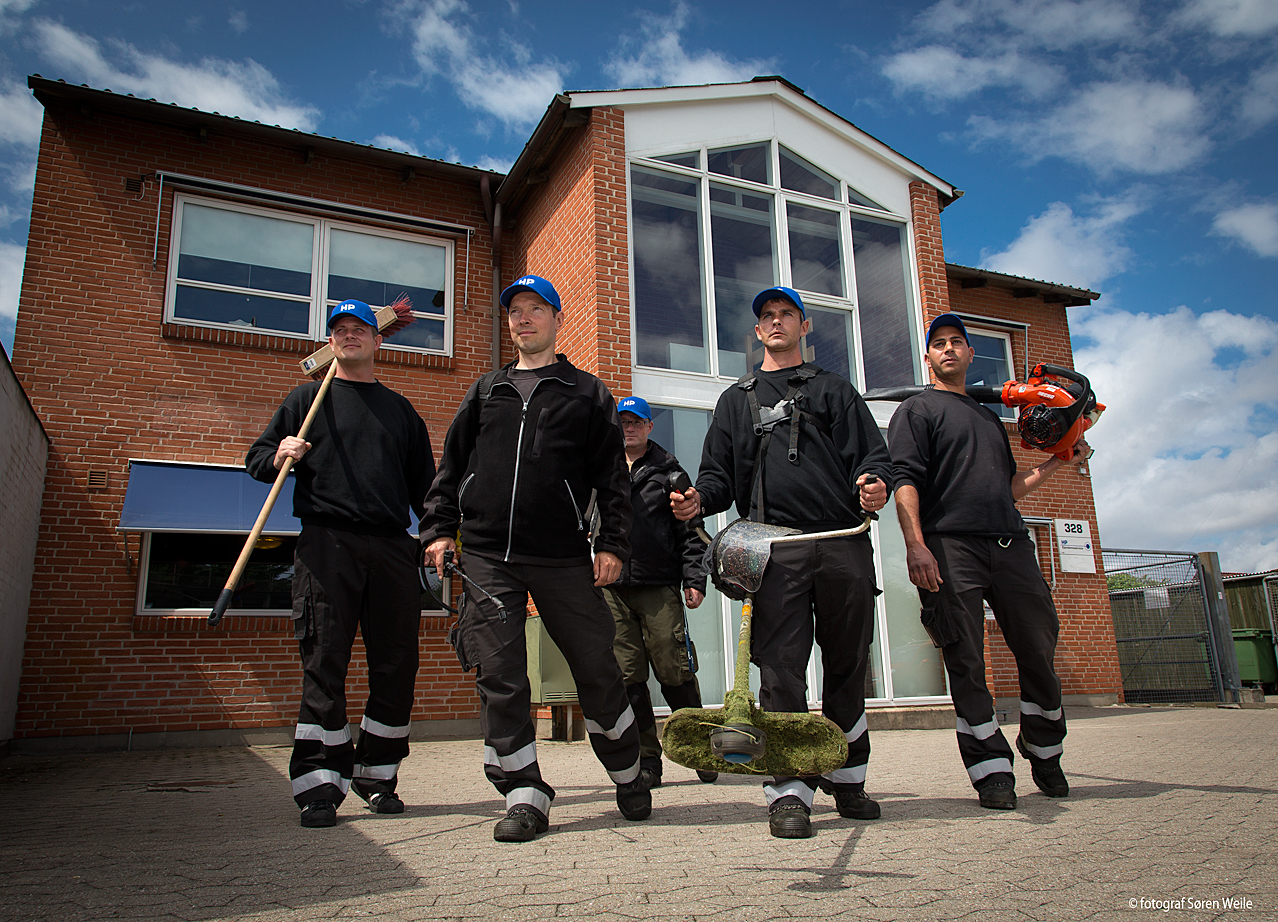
[420,274,647,843]
[672,286,892,839]
[604,395,717,790]
[888,314,1079,811]
[246,298,435,829]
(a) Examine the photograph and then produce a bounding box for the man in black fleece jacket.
[604,395,715,789]
[673,286,893,840]
[421,274,645,842]
[246,299,435,829]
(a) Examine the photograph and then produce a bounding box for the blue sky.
[0,0,1275,571]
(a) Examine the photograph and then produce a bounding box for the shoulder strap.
[477,369,504,401]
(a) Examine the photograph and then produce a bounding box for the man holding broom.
[246,299,435,828]
[672,286,892,839]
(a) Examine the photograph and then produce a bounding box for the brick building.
[7,75,1120,749]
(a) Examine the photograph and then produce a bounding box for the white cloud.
[1077,304,1278,572]
[980,196,1141,289]
[30,19,320,131]
[0,239,25,355]
[398,0,566,129]
[970,79,1211,175]
[229,10,248,34]
[370,134,422,156]
[1212,202,1278,257]
[0,79,44,148]
[915,0,1141,50]
[474,154,512,173]
[605,1,770,88]
[882,46,1062,100]
[1175,0,1278,36]
[1239,63,1278,128]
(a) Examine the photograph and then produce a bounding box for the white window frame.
[964,326,1016,420]
[164,193,455,355]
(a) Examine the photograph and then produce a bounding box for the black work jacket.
[616,440,707,593]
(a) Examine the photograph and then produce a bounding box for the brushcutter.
[660,500,878,777]
[865,363,1105,460]
[208,295,415,626]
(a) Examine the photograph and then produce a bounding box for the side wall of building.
[10,100,490,742]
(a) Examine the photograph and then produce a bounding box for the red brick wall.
[944,280,1123,702]
[10,99,492,739]
[911,182,951,321]
[509,107,631,397]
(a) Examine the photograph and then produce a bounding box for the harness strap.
[736,363,824,522]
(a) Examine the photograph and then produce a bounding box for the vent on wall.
[124,176,145,194]
[87,470,109,491]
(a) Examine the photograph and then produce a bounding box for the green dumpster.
[1232,629,1277,685]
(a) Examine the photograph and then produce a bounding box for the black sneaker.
[978,781,1017,810]
[769,803,813,839]
[366,792,405,814]
[832,789,881,820]
[616,778,652,821]
[493,806,549,842]
[300,800,336,828]
[639,767,663,789]
[1016,736,1069,797]
[695,770,719,783]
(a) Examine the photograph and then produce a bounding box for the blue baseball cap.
[617,396,652,420]
[752,286,805,318]
[925,313,969,347]
[328,299,378,330]
[500,274,562,312]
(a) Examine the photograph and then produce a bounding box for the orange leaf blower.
[865,363,1105,461]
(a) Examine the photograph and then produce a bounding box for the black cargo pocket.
[920,592,958,648]
[292,593,313,642]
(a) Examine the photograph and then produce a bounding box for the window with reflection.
[804,306,855,382]
[710,183,777,378]
[631,167,709,373]
[780,146,839,201]
[966,329,1015,420]
[787,203,844,297]
[654,151,699,169]
[708,143,770,185]
[852,216,918,390]
[328,229,448,353]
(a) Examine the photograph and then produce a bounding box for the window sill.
[132,613,453,633]
[160,323,455,370]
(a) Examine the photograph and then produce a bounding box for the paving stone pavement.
[1,706,1276,922]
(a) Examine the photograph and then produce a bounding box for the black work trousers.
[289,526,421,808]
[459,552,641,820]
[921,534,1066,790]
[751,535,878,810]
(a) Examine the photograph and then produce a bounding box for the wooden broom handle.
[209,359,340,626]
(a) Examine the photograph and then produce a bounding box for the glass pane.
[654,151,699,169]
[383,316,446,352]
[967,331,1015,420]
[173,285,310,333]
[852,217,918,390]
[779,146,838,201]
[787,202,844,297]
[646,405,724,706]
[328,228,447,316]
[880,496,948,697]
[708,143,770,185]
[178,203,313,296]
[711,183,777,378]
[631,167,709,373]
[804,306,854,382]
[847,185,888,211]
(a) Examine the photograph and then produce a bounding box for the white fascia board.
[568,83,955,200]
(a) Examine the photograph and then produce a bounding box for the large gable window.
[167,195,453,354]
[629,141,920,387]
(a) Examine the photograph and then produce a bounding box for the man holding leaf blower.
[246,299,435,829]
[672,286,893,839]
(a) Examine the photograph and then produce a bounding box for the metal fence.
[1102,549,1226,704]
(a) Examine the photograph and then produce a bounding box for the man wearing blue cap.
[421,274,646,842]
[247,300,436,828]
[672,286,893,839]
[605,395,716,789]
[888,313,1078,810]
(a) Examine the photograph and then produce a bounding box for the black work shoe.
[300,800,337,828]
[769,804,813,839]
[366,792,405,814]
[978,781,1017,810]
[616,778,652,821]
[639,767,663,789]
[696,770,719,783]
[832,789,881,820]
[1016,735,1069,797]
[493,806,549,842]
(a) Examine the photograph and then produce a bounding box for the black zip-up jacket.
[617,440,707,593]
[245,378,434,537]
[420,355,631,566]
[695,363,894,534]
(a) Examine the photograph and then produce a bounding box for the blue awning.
[118,460,302,534]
